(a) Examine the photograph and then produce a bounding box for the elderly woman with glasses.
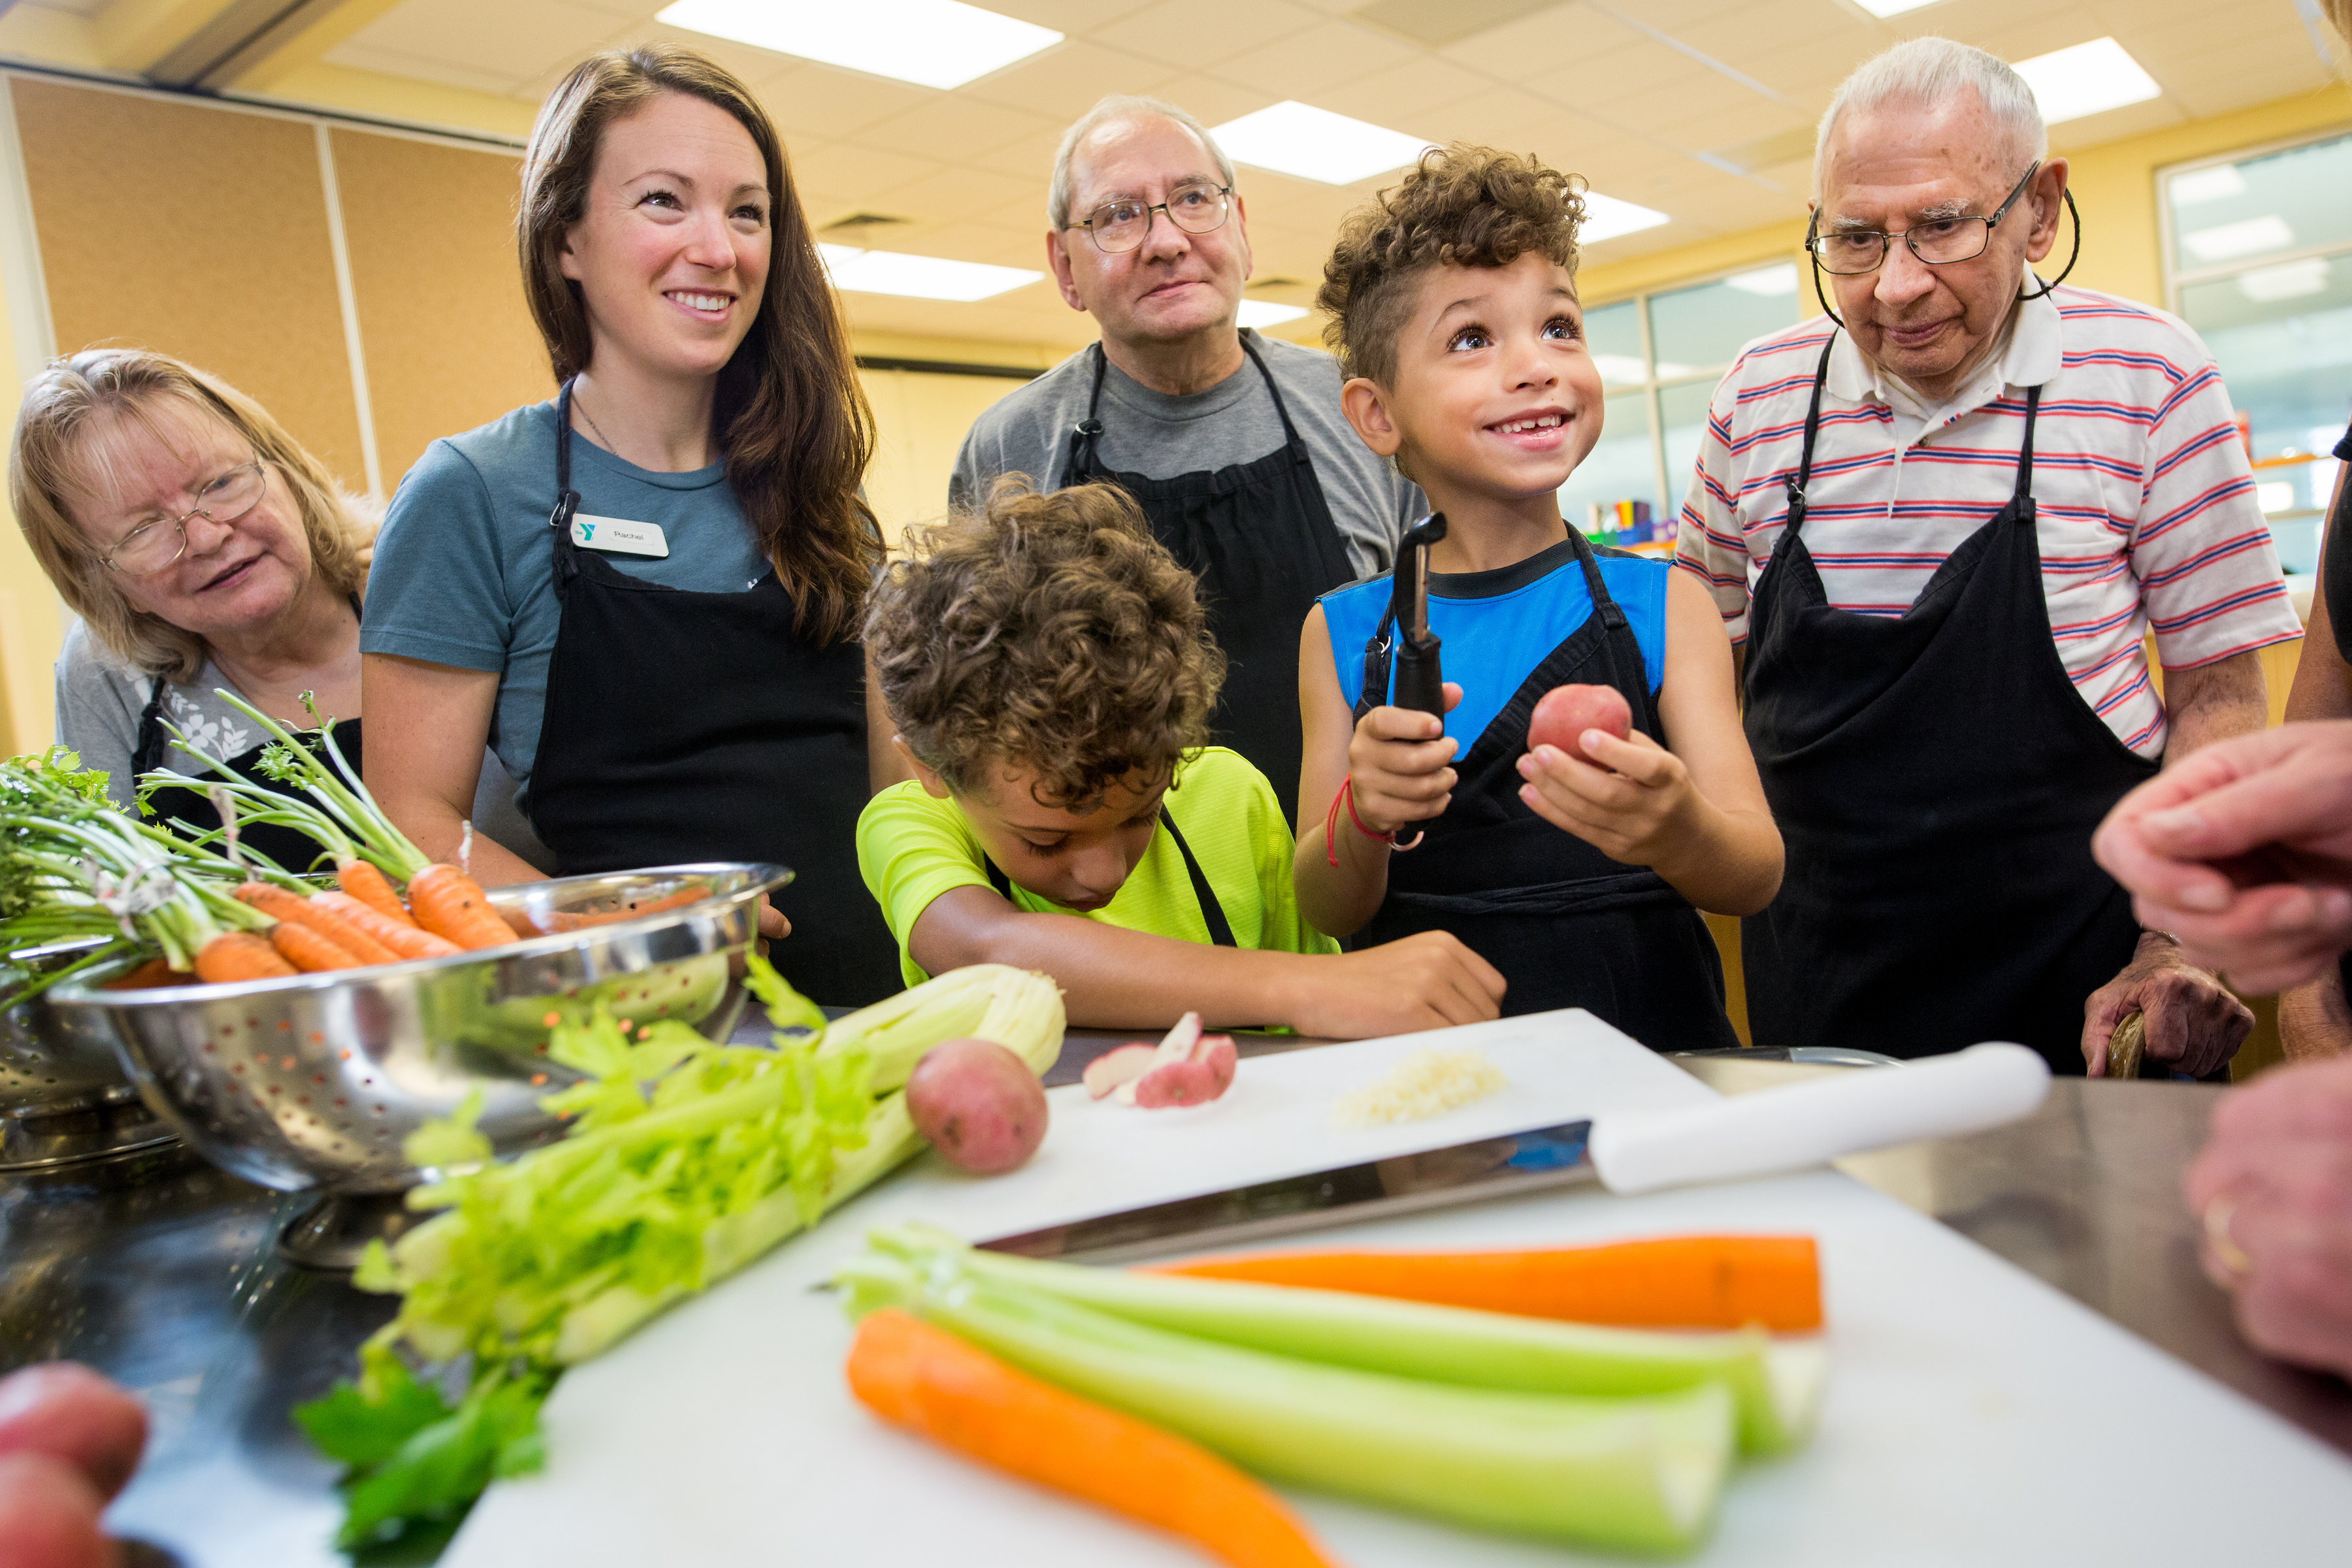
[12,347,534,871]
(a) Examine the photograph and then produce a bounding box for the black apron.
[980,809,1237,947]
[1062,335,1356,792]
[527,382,900,1007]
[1353,532,1740,1050]
[1740,334,2157,1075]
[2319,420,2352,1004]
[133,594,364,875]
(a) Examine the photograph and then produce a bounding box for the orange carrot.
[336,859,416,928]
[105,958,190,990]
[1152,1235,1822,1333]
[269,922,365,973]
[193,932,297,985]
[846,1309,1339,1568]
[404,864,516,951]
[312,890,461,961]
[234,883,401,967]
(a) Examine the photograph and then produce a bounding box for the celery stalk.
[872,1224,1821,1457]
[837,1250,1735,1556]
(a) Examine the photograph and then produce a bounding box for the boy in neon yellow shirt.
[857,479,1503,1034]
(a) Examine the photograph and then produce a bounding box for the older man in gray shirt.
[953,93,1423,798]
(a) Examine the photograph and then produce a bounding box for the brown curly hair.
[864,478,1227,810]
[1317,144,1586,388]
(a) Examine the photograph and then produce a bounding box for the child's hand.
[1347,683,1463,834]
[1517,728,1698,866]
[1290,931,1507,1036]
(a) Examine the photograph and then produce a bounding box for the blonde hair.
[10,347,373,682]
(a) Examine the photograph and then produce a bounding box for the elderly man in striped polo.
[1678,37,2300,1079]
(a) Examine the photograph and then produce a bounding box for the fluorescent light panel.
[2012,37,2161,125]
[1580,191,1671,244]
[1211,101,1431,186]
[1235,300,1309,329]
[2184,214,2295,263]
[655,0,1060,91]
[817,244,1041,301]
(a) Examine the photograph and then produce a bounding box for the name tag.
[570,515,668,557]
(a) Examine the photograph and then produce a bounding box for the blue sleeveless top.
[1321,536,1670,748]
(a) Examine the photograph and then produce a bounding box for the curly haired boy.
[1294,146,1782,1047]
[858,477,1502,1034]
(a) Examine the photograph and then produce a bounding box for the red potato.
[905,1037,1049,1175]
[1527,683,1631,765]
[0,1364,147,1500]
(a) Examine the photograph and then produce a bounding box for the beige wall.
[857,365,1030,548]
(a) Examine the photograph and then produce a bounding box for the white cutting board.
[445,1012,2352,1567]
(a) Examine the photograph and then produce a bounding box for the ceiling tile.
[1209,20,1422,99]
[855,97,1059,163]
[905,219,1054,267]
[1092,0,1327,67]
[578,18,808,93]
[757,63,937,141]
[788,142,949,199]
[955,41,1186,116]
[1414,84,1577,146]
[1135,73,1282,129]
[870,165,1044,226]
[1311,56,1494,125]
[1434,1,1642,84]
[987,0,1156,34]
[970,127,1075,183]
[328,0,621,93]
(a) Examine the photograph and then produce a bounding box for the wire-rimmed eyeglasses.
[1067,180,1233,255]
[1806,162,2044,275]
[99,459,267,575]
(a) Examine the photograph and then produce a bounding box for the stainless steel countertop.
[5,1039,2347,1567]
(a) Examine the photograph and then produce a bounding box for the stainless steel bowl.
[48,862,788,1200]
[3,940,137,1114]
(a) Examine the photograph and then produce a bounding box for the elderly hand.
[2183,1053,2352,1379]
[0,1362,148,1568]
[2081,932,2252,1077]
[2092,723,2352,993]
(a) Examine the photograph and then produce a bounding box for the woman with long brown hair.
[360,44,902,1004]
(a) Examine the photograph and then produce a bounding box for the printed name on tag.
[570,514,669,557]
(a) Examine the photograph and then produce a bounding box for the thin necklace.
[573,390,621,459]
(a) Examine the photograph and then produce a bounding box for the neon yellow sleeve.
[855,781,993,986]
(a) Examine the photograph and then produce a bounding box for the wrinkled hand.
[1346,685,1463,837]
[2183,1053,2352,1378]
[1290,931,1507,1037]
[1516,728,1694,868]
[2093,723,2352,992]
[2081,933,2252,1077]
[0,1362,148,1568]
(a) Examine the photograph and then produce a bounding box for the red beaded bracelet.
[1324,777,1425,867]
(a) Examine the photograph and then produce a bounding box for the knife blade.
[981,1040,2051,1264]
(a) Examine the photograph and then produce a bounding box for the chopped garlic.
[1330,1047,1508,1129]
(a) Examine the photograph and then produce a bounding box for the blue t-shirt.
[361,401,770,806]
[1321,537,1669,748]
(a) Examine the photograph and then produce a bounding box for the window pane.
[1560,390,1659,529]
[1584,299,1646,387]
[1647,264,1800,379]
[2179,258,2352,574]
[1658,380,1720,521]
[2168,133,2352,277]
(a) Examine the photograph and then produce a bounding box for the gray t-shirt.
[950,330,1421,580]
[360,400,769,807]
[52,618,549,868]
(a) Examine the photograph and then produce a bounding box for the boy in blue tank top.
[1294,146,1784,1048]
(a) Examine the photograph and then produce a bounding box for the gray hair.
[1047,94,1238,230]
[1815,37,2046,195]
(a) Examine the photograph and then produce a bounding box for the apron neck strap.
[550,379,582,535]
[981,803,1235,947]
[1235,331,1308,458]
[133,672,170,775]
[1068,334,1305,484]
[1563,527,1627,629]
[2012,384,2042,503]
[1785,331,1838,528]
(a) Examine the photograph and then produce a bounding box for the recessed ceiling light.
[2012,37,2161,125]
[2183,214,2295,264]
[1236,300,1310,329]
[655,0,1061,91]
[817,244,1042,301]
[1852,0,1946,15]
[2237,257,2330,304]
[1580,191,1671,244]
[1724,263,1798,296]
[1209,101,1431,186]
[2171,165,2248,206]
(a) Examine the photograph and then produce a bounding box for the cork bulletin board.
[11,78,369,488]
[328,127,552,491]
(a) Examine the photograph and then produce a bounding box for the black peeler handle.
[1392,632,1445,719]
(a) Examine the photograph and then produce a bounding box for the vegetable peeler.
[1386,513,1447,718]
